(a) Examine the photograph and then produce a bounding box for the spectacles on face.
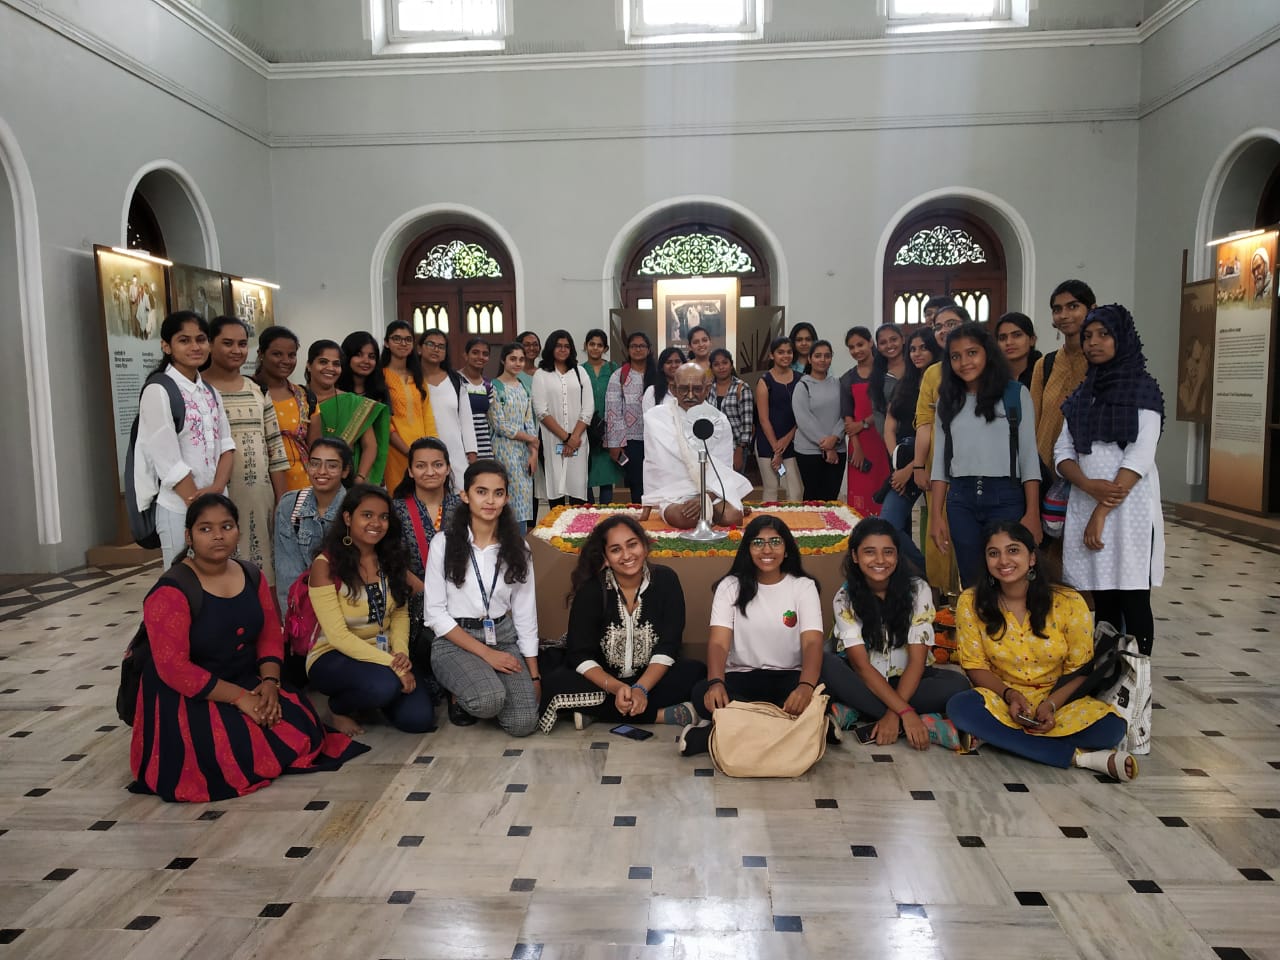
[387,335,414,345]
[308,459,343,472]
[676,384,705,397]
[750,537,784,550]
[936,317,961,332]
[422,340,447,351]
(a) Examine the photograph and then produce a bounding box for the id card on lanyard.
[468,548,501,646]
[373,568,390,652]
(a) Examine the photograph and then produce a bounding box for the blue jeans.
[879,486,926,574]
[946,690,1126,768]
[308,651,436,733]
[945,476,1027,588]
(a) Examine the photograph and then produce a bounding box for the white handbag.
[1097,629,1152,755]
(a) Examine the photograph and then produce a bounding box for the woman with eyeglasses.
[273,437,353,612]
[381,321,436,492]
[605,331,657,502]
[531,330,593,507]
[417,328,479,490]
[679,515,825,757]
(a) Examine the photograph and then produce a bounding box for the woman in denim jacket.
[273,437,352,611]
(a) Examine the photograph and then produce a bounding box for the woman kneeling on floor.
[821,517,970,749]
[306,484,435,736]
[945,521,1137,780]
[680,515,825,757]
[539,515,706,733]
[130,494,368,803]
[425,459,541,737]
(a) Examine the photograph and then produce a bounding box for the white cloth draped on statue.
[641,402,752,512]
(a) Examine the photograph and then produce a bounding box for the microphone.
[692,417,714,441]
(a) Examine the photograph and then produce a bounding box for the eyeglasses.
[308,459,343,472]
[749,537,785,550]
[421,340,447,351]
[676,384,705,395]
[387,335,414,345]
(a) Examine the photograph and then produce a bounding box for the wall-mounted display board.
[608,305,784,389]
[1205,229,1278,514]
[1176,279,1216,424]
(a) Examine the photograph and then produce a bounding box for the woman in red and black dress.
[130,493,368,803]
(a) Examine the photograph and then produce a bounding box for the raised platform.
[1168,500,1280,548]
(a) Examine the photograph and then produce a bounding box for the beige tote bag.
[708,682,830,778]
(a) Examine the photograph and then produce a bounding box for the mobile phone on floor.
[853,723,878,744]
[610,723,654,741]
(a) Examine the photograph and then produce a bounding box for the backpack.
[284,547,339,657]
[941,381,1022,480]
[123,372,220,549]
[116,559,261,725]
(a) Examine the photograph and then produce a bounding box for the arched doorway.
[121,163,217,268]
[620,221,772,309]
[397,224,516,375]
[883,209,1006,326]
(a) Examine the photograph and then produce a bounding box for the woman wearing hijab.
[1054,304,1165,655]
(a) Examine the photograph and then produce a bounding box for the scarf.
[1060,304,1165,454]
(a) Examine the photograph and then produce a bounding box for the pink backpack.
[284,554,338,657]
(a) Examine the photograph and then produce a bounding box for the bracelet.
[631,683,649,696]
[1043,699,1056,714]
[798,680,816,690]
[1001,687,1015,704]
[706,678,725,688]
[258,676,280,686]
[896,706,916,717]
[912,464,926,471]
[530,675,541,682]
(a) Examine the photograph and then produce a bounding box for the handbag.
[1053,620,1152,755]
[1041,477,1070,538]
[709,682,830,778]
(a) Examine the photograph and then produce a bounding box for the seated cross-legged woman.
[538,515,706,733]
[945,521,1137,781]
[820,517,970,749]
[681,516,825,757]
[425,460,541,738]
[305,484,435,736]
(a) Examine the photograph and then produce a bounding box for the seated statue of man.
[642,362,752,529]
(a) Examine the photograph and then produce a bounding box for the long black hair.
[319,484,412,605]
[625,331,658,393]
[539,329,578,372]
[653,347,685,405]
[152,311,209,376]
[888,327,942,428]
[310,436,355,490]
[869,323,903,414]
[715,515,817,616]
[936,321,1012,428]
[337,331,389,405]
[972,520,1054,640]
[392,436,454,501]
[441,459,530,588]
[420,327,464,395]
[380,320,427,400]
[841,517,919,655]
[567,514,652,604]
[251,325,299,388]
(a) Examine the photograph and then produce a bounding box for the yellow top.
[1028,347,1088,480]
[956,587,1117,736]
[306,579,410,671]
[910,361,954,593]
[384,371,437,488]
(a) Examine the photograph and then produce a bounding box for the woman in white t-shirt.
[820,517,970,749]
[680,516,825,756]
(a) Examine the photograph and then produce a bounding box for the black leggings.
[1092,589,1153,655]
[795,452,846,502]
[692,669,801,721]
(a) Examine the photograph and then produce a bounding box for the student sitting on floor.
[820,517,970,748]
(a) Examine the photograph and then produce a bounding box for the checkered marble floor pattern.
[0,519,1277,960]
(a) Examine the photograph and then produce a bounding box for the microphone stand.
[684,443,727,542]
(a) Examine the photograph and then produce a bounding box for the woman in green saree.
[306,338,390,487]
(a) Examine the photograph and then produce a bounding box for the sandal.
[1074,748,1139,782]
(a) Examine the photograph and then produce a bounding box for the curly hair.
[715,515,818,616]
[840,517,918,655]
[441,459,530,588]
[567,514,652,604]
[971,521,1054,640]
[319,484,412,606]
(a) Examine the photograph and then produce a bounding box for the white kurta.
[427,377,480,490]
[532,366,594,501]
[1054,409,1165,591]
[641,401,753,511]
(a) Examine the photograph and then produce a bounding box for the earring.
[987,575,996,586]
[186,546,194,559]
[1026,568,1037,581]
[342,527,353,547]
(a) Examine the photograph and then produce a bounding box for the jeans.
[945,476,1027,588]
[589,485,615,505]
[819,654,970,720]
[879,486,926,574]
[307,651,436,733]
[946,689,1126,768]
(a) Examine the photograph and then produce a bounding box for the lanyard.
[468,547,501,619]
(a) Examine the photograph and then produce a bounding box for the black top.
[566,564,686,678]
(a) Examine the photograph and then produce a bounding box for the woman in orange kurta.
[253,326,312,491]
[380,320,436,489]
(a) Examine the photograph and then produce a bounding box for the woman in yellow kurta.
[380,320,436,490]
[944,521,1137,780]
[911,307,962,596]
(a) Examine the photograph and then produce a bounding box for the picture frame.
[1175,278,1215,424]
[654,277,739,357]
[230,279,275,338]
[168,263,230,322]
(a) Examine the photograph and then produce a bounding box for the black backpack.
[123,373,220,549]
[116,559,261,725]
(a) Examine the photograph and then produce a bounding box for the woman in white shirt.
[136,311,235,567]
[424,459,540,737]
[417,328,479,490]
[820,517,969,748]
[531,329,593,506]
[680,516,825,756]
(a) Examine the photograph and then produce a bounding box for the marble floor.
[0,517,1277,960]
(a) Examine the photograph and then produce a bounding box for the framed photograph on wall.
[655,277,739,356]
[230,279,275,338]
[169,263,230,322]
[1176,278,1215,423]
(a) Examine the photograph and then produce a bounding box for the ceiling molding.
[1139,19,1280,117]
[149,0,270,77]
[4,0,269,145]
[1137,0,1200,41]
[268,107,1139,150]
